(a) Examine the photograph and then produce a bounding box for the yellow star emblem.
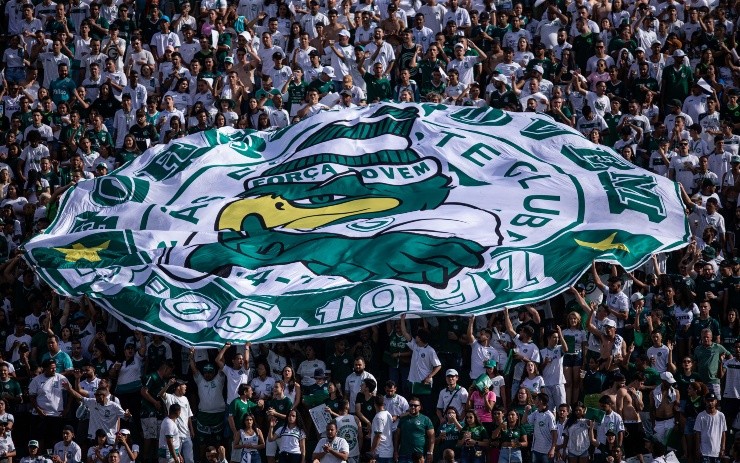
[574,233,629,253]
[54,241,111,263]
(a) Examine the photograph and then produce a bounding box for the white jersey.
[313,437,349,463]
[406,339,441,384]
[371,410,394,458]
[539,346,566,385]
[335,414,360,458]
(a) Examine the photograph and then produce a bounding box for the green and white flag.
[23,104,689,346]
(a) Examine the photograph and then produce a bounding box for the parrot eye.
[293,195,347,205]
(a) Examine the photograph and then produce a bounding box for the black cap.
[705,392,718,400]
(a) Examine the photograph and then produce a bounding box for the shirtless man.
[601,372,625,406]
[651,372,680,447]
[617,373,646,461]
[323,9,347,44]
[585,302,627,372]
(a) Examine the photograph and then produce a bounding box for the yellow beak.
[217,195,400,230]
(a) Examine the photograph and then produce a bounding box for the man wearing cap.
[158,378,194,463]
[29,359,69,449]
[693,392,726,462]
[435,369,468,423]
[150,19,181,63]
[188,355,226,449]
[265,51,292,92]
[650,371,679,445]
[324,29,354,91]
[303,370,330,407]
[661,49,693,110]
[447,39,486,86]
[20,440,50,463]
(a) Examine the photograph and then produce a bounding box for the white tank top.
[335,415,360,458]
[240,429,260,459]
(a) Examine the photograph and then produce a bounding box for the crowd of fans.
[1,1,740,463]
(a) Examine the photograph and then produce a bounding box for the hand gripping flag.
[23,104,689,346]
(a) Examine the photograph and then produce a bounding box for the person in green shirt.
[229,384,258,436]
[693,328,731,397]
[362,62,392,104]
[141,360,175,460]
[395,398,435,463]
[263,381,293,429]
[326,339,353,386]
[436,407,463,458]
[491,409,528,463]
[661,50,693,109]
[458,411,489,463]
[675,356,701,404]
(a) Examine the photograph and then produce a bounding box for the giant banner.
[23,104,689,346]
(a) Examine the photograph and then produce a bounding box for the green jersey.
[265,396,292,427]
[694,343,730,385]
[229,397,258,429]
[398,413,434,456]
[141,371,166,417]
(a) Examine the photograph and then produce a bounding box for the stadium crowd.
[1,0,740,463]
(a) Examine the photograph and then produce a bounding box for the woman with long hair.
[281,366,302,410]
[514,37,533,68]
[519,361,545,395]
[90,338,115,378]
[235,414,265,463]
[163,116,187,143]
[682,381,708,463]
[324,381,344,418]
[118,135,141,165]
[268,409,306,463]
[721,310,740,352]
[491,409,528,463]
[1,185,28,216]
[164,78,193,114]
[458,410,489,463]
[90,83,122,132]
[561,402,594,463]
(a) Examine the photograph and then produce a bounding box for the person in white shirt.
[63,384,129,441]
[435,369,468,422]
[646,332,672,374]
[539,328,567,412]
[370,397,394,461]
[29,359,70,449]
[345,358,376,411]
[399,313,442,412]
[523,393,557,461]
[159,404,183,463]
[693,393,726,460]
[312,422,349,463]
[158,379,194,463]
[215,342,252,405]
